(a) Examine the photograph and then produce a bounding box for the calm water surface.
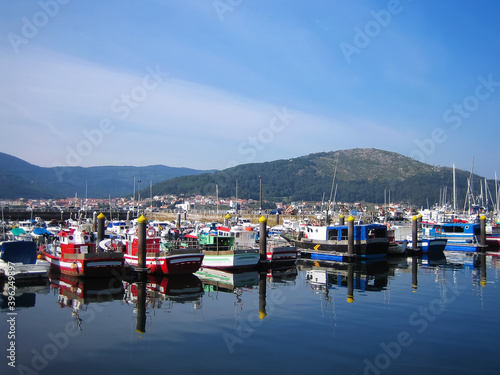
[1,252,499,375]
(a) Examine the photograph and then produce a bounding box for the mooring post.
[92,211,97,232]
[97,213,106,248]
[176,212,181,230]
[224,213,231,227]
[480,214,487,247]
[276,212,280,226]
[259,215,267,263]
[417,213,423,231]
[137,215,147,270]
[347,215,354,256]
[412,215,418,251]
[339,214,345,226]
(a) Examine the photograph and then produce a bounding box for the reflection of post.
[411,256,418,292]
[480,253,487,287]
[347,262,354,303]
[136,274,147,334]
[259,272,267,320]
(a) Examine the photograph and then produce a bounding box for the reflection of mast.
[259,272,267,320]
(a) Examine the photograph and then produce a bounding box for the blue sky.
[1,0,499,178]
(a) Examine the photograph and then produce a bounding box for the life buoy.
[147,227,156,237]
[465,225,469,230]
[435,227,441,233]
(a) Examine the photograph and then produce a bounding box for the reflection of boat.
[266,266,298,284]
[0,240,50,279]
[124,228,204,275]
[195,267,259,292]
[50,272,125,307]
[146,274,204,303]
[300,259,389,293]
[0,278,49,310]
[40,229,124,277]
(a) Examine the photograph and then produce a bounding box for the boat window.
[372,228,386,238]
[454,226,464,233]
[340,229,348,241]
[474,227,481,235]
[327,229,338,241]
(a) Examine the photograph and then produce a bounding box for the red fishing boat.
[123,227,204,275]
[40,228,124,277]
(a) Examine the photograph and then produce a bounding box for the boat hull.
[292,238,388,258]
[266,245,298,264]
[201,249,260,269]
[40,249,124,278]
[124,253,204,275]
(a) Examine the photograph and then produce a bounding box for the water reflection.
[123,273,204,335]
[0,278,49,310]
[49,272,124,329]
[300,258,389,303]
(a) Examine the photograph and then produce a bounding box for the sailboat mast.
[453,164,456,212]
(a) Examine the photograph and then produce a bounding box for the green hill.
[150,148,488,207]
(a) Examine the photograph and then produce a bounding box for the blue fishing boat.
[289,223,389,261]
[422,222,485,252]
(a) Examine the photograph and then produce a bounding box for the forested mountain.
[0,152,212,199]
[149,148,489,207]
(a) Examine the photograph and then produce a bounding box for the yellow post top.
[412,215,417,221]
[480,214,487,221]
[97,213,106,219]
[347,215,354,222]
[417,213,423,218]
[481,280,486,287]
[225,213,231,219]
[137,215,148,224]
[339,214,345,218]
[259,215,267,223]
[347,296,354,303]
[259,310,267,320]
[136,329,145,334]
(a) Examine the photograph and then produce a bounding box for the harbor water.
[1,252,499,375]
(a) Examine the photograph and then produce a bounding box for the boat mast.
[453,164,456,212]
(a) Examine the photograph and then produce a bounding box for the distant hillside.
[0,152,213,199]
[149,148,490,207]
